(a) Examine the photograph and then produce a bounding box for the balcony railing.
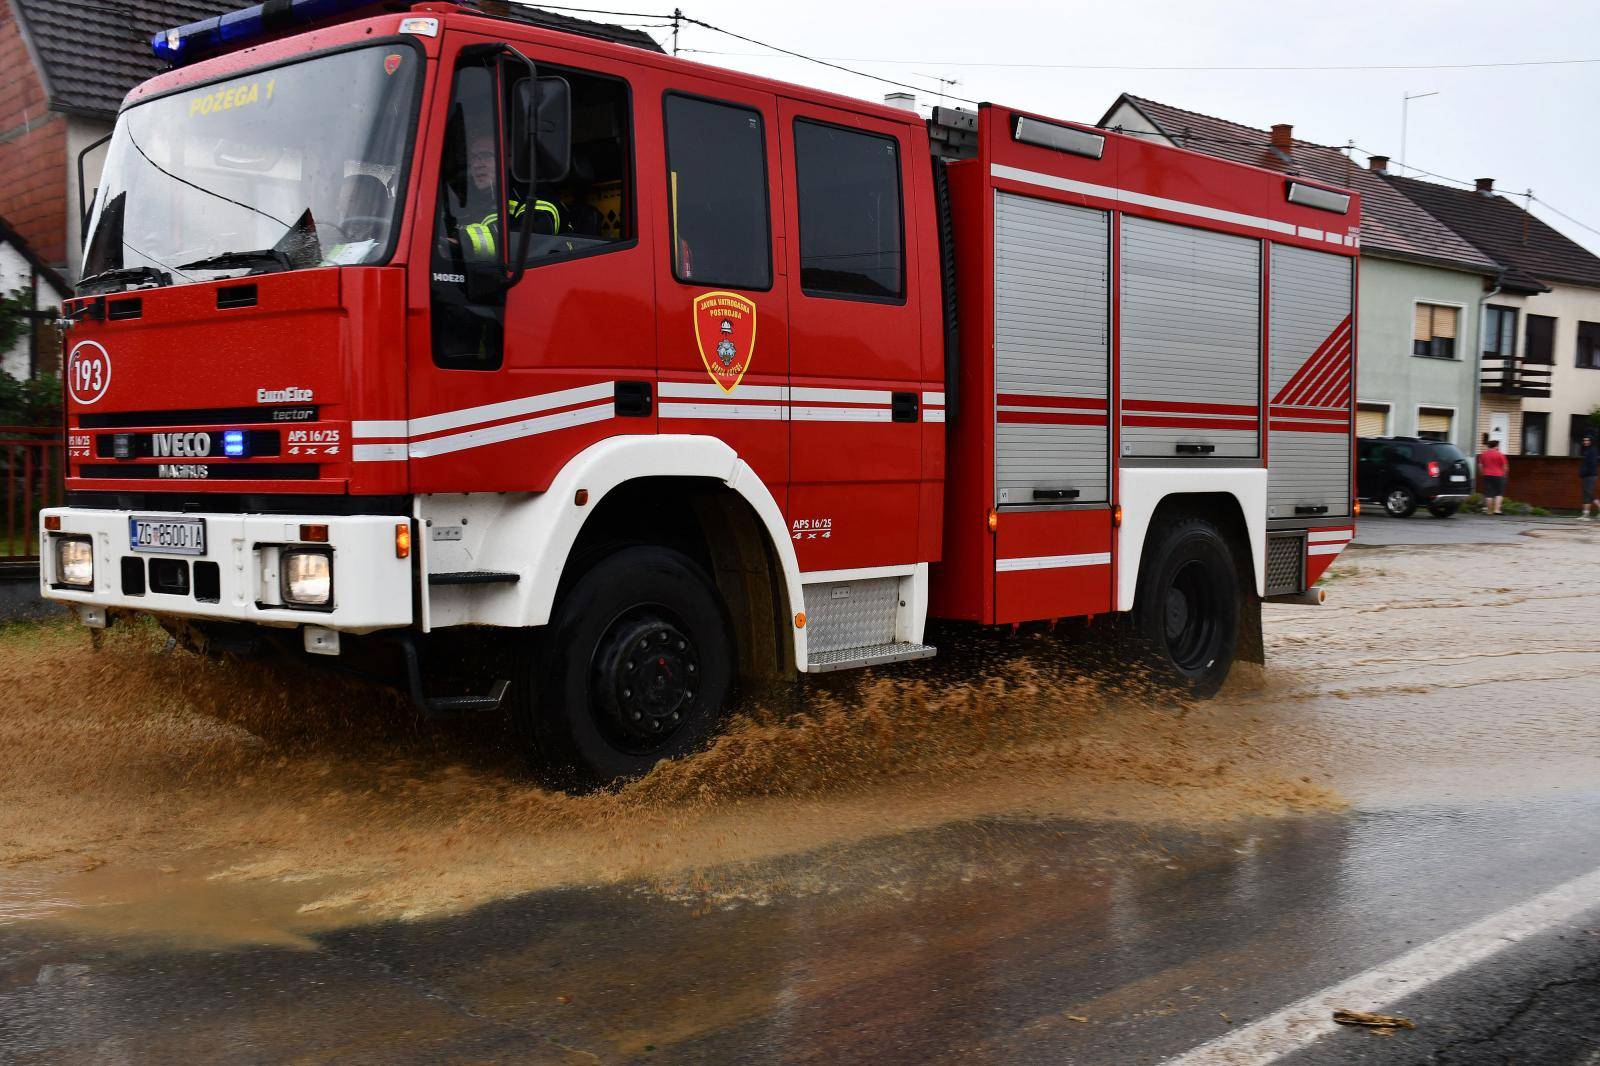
[1480,355,1553,398]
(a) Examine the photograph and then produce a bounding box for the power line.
[678,48,1600,73]
[673,15,980,103]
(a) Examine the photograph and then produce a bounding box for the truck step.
[808,641,936,673]
[428,570,521,586]
[423,680,511,717]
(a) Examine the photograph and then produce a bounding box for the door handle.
[614,380,653,418]
[1294,505,1330,516]
[891,392,919,423]
[1176,442,1216,455]
[1032,488,1081,501]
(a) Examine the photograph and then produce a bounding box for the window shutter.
[1434,306,1457,339]
[1356,405,1387,436]
[1418,408,1452,434]
[1413,304,1432,341]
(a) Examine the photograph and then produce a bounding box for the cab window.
[793,119,904,301]
[664,93,770,290]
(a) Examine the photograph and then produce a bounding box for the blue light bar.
[223,430,247,458]
[151,0,382,66]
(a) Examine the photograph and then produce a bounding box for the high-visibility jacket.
[464,199,561,258]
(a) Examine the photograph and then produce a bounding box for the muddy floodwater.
[3,524,1598,950]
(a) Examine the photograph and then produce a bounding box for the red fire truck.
[43,1,1358,785]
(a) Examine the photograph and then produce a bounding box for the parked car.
[1357,436,1474,518]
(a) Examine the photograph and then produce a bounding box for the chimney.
[1270,123,1293,149]
[1476,177,1495,195]
[1368,155,1389,174]
[884,92,917,112]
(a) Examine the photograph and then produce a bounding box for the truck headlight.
[281,548,332,607]
[54,535,94,589]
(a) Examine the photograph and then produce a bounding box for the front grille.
[1266,533,1306,596]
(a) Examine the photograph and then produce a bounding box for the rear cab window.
[793,119,905,301]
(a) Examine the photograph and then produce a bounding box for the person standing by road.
[1479,439,1508,515]
[1580,434,1600,520]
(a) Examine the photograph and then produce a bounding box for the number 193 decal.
[67,341,112,406]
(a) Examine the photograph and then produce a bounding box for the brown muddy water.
[2,526,1597,945]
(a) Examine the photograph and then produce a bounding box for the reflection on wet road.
[3,518,1600,1063]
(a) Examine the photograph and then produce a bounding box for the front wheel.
[512,546,734,789]
[1384,484,1418,518]
[1427,502,1459,518]
[1132,516,1241,698]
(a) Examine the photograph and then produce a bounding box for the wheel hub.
[594,615,699,751]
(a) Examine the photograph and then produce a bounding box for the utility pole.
[1399,90,1439,176]
[671,8,681,57]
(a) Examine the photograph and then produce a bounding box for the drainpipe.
[1473,271,1506,465]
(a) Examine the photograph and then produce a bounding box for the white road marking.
[1161,864,1600,1065]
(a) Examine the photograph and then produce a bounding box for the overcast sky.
[596,0,1600,255]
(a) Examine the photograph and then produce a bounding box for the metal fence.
[1,426,63,563]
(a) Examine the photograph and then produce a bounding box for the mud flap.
[1237,593,1264,665]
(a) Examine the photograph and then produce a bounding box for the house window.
[1484,305,1517,357]
[1416,405,1453,442]
[1525,314,1556,364]
[665,94,771,290]
[1412,303,1458,359]
[793,119,905,300]
[1522,411,1547,456]
[1570,414,1597,456]
[1578,321,1600,369]
[1355,402,1389,437]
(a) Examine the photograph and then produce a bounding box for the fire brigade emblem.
[692,291,757,393]
[384,53,402,76]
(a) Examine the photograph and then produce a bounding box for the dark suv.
[1357,436,1473,518]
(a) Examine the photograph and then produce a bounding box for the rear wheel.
[1384,484,1418,518]
[1132,516,1241,698]
[512,546,734,789]
[1427,502,1459,518]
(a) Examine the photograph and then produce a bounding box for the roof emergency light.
[151,0,384,66]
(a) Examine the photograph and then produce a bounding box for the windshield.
[81,44,422,293]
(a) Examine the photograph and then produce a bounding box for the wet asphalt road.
[4,514,1600,1064]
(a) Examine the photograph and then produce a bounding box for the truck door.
[654,88,789,505]
[777,99,924,571]
[404,34,654,494]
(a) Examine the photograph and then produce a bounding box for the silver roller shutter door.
[993,192,1110,505]
[1120,217,1261,459]
[1268,244,1353,519]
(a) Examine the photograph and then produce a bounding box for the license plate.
[1450,475,1467,482]
[129,516,206,556]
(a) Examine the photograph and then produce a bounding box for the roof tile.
[1385,175,1600,292]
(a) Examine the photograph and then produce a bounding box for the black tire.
[1427,502,1459,518]
[1383,484,1418,518]
[512,546,734,789]
[1132,516,1241,699]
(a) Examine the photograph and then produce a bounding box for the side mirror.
[510,75,571,186]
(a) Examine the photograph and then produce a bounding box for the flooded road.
[3,514,1600,1063]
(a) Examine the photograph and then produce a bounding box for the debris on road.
[1333,1009,1416,1031]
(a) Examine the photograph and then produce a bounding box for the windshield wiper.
[178,248,293,274]
[75,265,173,295]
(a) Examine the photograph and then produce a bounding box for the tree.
[0,288,61,426]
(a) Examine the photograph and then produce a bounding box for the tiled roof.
[1100,94,1500,276]
[12,1,662,120]
[13,0,241,118]
[1385,175,1600,293]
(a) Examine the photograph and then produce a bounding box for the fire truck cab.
[43,1,1358,785]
